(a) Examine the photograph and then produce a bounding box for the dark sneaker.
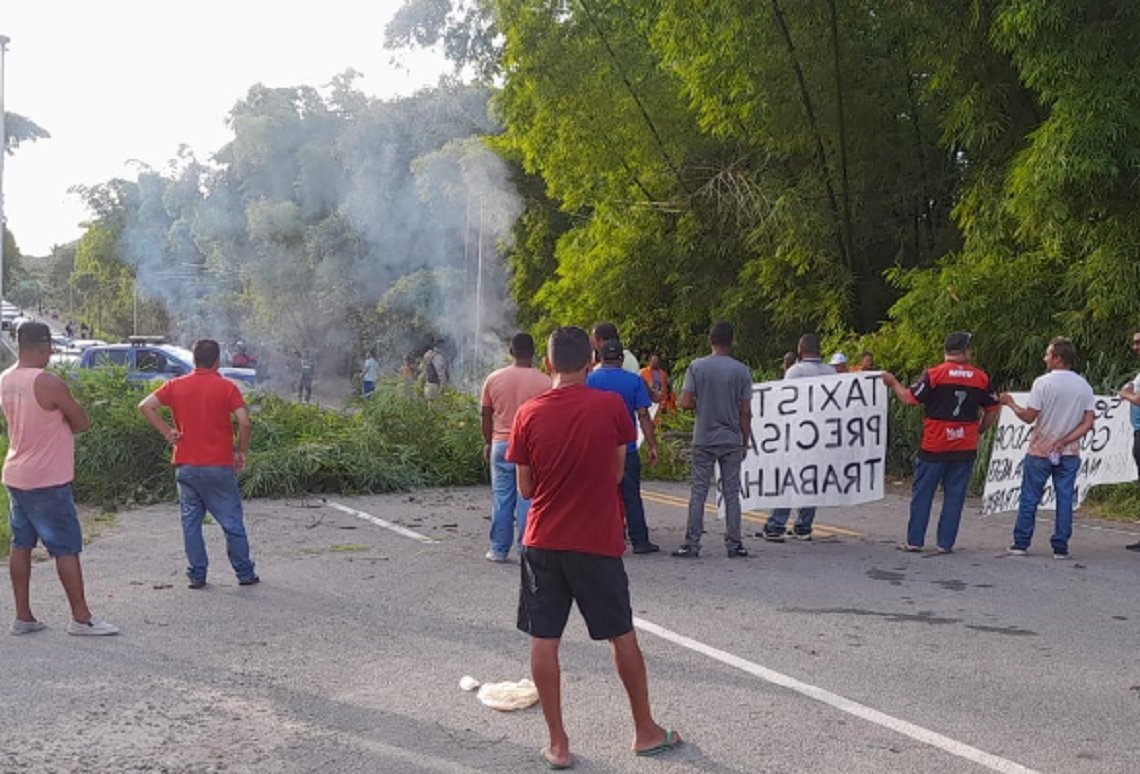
[1126,541,1140,552]
[760,530,785,543]
[238,576,261,586]
[187,579,206,589]
[632,542,660,555]
[726,546,749,558]
[671,545,700,558]
[1007,545,1028,556]
[1052,552,1070,561]
[794,532,813,542]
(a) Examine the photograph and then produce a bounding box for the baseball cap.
[828,352,847,365]
[16,321,52,346]
[944,331,973,352]
[600,339,624,361]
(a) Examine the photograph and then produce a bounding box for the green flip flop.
[635,729,683,757]
[540,750,572,770]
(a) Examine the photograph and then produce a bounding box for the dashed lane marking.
[325,500,437,544]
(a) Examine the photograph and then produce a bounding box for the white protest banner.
[716,372,888,513]
[981,393,1134,515]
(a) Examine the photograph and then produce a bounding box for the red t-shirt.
[506,384,635,557]
[909,360,1000,461]
[155,369,246,467]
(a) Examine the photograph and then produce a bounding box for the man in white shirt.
[1001,337,1095,559]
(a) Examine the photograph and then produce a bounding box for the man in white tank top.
[0,322,117,636]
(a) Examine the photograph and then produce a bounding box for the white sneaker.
[9,618,47,635]
[484,550,508,563]
[66,618,119,636]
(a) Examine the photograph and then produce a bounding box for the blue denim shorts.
[7,483,83,557]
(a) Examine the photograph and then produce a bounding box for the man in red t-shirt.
[139,339,258,589]
[507,326,682,768]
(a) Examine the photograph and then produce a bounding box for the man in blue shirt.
[588,339,660,553]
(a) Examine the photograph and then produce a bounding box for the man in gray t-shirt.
[763,333,836,542]
[1002,336,1095,558]
[673,322,753,558]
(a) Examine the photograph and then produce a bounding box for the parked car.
[77,342,258,388]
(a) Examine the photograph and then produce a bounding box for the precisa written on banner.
[718,372,888,512]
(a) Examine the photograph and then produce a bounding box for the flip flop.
[635,729,683,757]
[896,544,922,553]
[540,750,572,770]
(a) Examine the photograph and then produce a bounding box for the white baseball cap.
[829,352,848,365]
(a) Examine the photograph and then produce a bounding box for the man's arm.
[636,407,658,465]
[35,372,90,433]
[614,444,626,483]
[978,406,1001,435]
[678,390,696,410]
[233,406,252,472]
[1053,410,1095,452]
[138,392,180,444]
[880,372,919,405]
[516,464,534,500]
[1000,393,1040,424]
[480,405,494,462]
[1119,384,1140,406]
[739,399,752,456]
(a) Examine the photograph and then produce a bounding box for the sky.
[2,1,452,255]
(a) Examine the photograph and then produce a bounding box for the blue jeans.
[1013,454,1080,554]
[489,441,529,557]
[362,380,376,397]
[619,449,650,547]
[765,507,817,536]
[907,458,973,550]
[7,483,83,557]
[176,465,256,583]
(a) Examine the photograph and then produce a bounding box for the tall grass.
[1,371,488,516]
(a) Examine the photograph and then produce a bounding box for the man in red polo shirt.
[138,339,258,589]
[507,326,682,769]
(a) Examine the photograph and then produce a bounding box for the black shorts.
[517,548,633,641]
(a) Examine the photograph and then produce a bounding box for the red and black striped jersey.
[909,361,1000,460]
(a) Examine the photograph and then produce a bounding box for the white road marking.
[325,501,437,543]
[634,617,1040,774]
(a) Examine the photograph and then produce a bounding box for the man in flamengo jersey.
[507,326,682,769]
[880,332,1001,553]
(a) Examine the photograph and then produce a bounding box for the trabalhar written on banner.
[716,372,888,513]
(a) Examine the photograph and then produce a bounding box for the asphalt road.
[1,482,1138,773]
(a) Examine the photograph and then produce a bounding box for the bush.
[1,371,488,514]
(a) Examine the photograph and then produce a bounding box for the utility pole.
[0,35,10,305]
[474,197,485,373]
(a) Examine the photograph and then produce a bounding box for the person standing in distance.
[139,339,259,588]
[881,332,1001,553]
[588,338,660,554]
[673,322,753,558]
[591,322,640,374]
[1116,328,1140,551]
[508,326,681,768]
[1,322,118,636]
[1002,337,1095,559]
[762,333,834,542]
[480,333,551,562]
[361,350,380,398]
